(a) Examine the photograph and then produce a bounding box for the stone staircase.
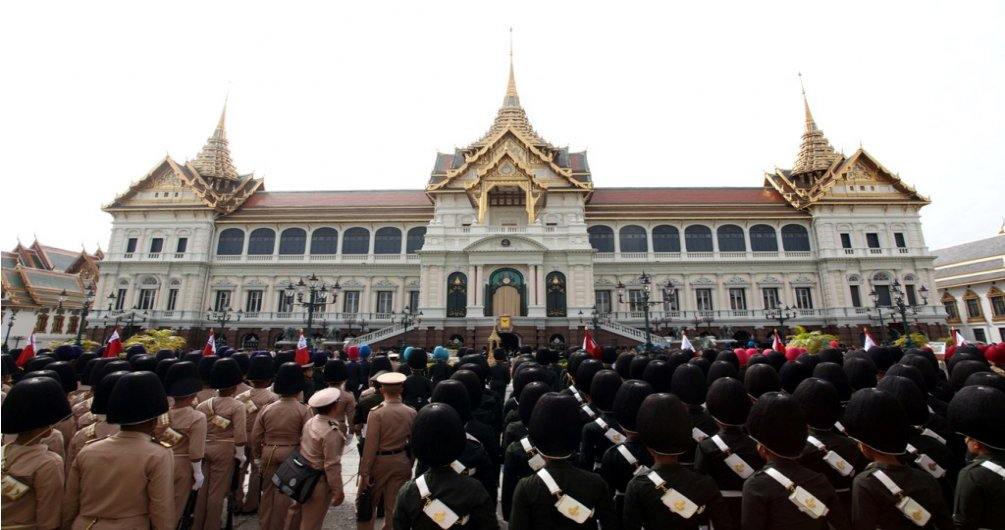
[344,323,411,347]
[598,319,673,348]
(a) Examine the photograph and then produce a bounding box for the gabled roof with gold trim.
[1,240,100,311]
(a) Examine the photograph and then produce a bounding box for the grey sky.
[1,0,1002,252]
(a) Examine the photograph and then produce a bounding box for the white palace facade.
[89,60,948,351]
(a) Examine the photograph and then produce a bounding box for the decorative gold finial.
[799,72,815,129]
[217,93,228,132]
[999,217,1004,235]
[504,28,520,107]
[791,72,839,176]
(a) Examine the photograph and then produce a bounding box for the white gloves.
[235,446,247,466]
[191,461,205,491]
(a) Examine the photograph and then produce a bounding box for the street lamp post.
[284,274,340,342]
[394,305,422,347]
[123,307,148,340]
[882,281,929,348]
[2,292,20,353]
[75,284,96,347]
[867,302,891,345]
[578,306,604,332]
[617,274,676,352]
[765,304,797,338]
[206,305,242,346]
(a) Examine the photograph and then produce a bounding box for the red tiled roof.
[589,187,787,205]
[240,190,433,209]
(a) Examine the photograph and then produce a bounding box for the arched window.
[374,227,402,254]
[781,224,811,251]
[342,227,370,255]
[652,225,680,252]
[619,225,648,253]
[717,225,746,252]
[278,228,306,255]
[216,228,244,255]
[406,227,426,254]
[749,224,778,252]
[447,272,467,317]
[309,228,338,255]
[588,225,615,252]
[248,228,276,255]
[684,225,713,252]
[546,271,567,317]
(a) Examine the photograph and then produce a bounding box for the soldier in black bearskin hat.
[65,370,126,480]
[579,369,625,471]
[947,385,1005,529]
[670,364,718,467]
[233,353,277,514]
[393,402,498,529]
[510,392,616,529]
[63,371,174,529]
[193,357,247,529]
[623,392,734,530]
[1,376,71,529]
[844,388,951,529]
[743,392,850,530]
[323,357,357,447]
[402,348,433,411]
[599,380,655,519]
[426,379,496,503]
[501,381,552,522]
[159,361,208,526]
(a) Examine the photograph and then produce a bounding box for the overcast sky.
[1,1,1002,253]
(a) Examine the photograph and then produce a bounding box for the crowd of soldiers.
[2,338,1005,529]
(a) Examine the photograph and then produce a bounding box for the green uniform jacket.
[952,454,1005,530]
[622,462,735,530]
[742,459,851,530]
[393,466,498,530]
[509,459,616,530]
[851,462,952,530]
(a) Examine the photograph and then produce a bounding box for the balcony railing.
[209,253,421,264]
[819,247,929,259]
[596,304,946,323]
[87,309,400,326]
[593,250,816,262]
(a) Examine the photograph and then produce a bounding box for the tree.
[124,328,187,352]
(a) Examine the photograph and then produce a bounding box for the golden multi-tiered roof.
[466,60,553,150]
[191,103,239,181]
[790,90,840,177]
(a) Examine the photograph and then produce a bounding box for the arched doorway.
[486,268,526,317]
[242,333,260,350]
[499,332,521,352]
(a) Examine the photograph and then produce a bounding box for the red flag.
[295,332,311,366]
[952,329,968,347]
[104,329,122,358]
[772,330,785,352]
[863,327,878,350]
[15,333,38,368]
[203,331,216,356]
[582,328,600,359]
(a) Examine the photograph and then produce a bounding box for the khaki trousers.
[357,454,411,530]
[193,440,236,530]
[173,454,194,525]
[258,444,300,530]
[285,478,331,530]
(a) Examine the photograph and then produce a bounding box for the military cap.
[567,352,587,381]
[92,370,130,414]
[534,348,557,366]
[182,351,202,365]
[744,363,781,398]
[129,354,157,373]
[588,369,622,413]
[517,381,552,425]
[29,369,61,388]
[844,388,909,455]
[164,361,201,398]
[1,377,72,434]
[899,354,938,392]
[950,360,991,392]
[412,402,466,467]
[449,369,482,405]
[613,379,654,433]
[407,348,429,369]
[125,344,147,358]
[307,387,341,408]
[0,354,14,377]
[198,355,218,382]
[795,353,823,372]
[601,345,618,365]
[106,371,168,425]
[670,364,707,406]
[628,355,652,380]
[232,352,251,374]
[613,352,635,379]
[707,360,739,383]
[637,359,668,393]
[209,357,242,389]
[843,356,877,390]
[25,356,55,372]
[948,385,1005,450]
[155,349,175,362]
[247,355,275,382]
[492,348,507,361]
[963,371,1005,393]
[812,362,852,402]
[765,350,787,371]
[715,350,740,370]
[746,391,808,459]
[431,346,450,362]
[74,352,97,376]
[792,377,842,430]
[877,375,928,426]
[638,393,692,455]
[868,346,903,373]
[575,358,604,394]
[816,348,844,365]
[529,392,581,458]
[746,354,769,367]
[84,358,113,386]
[370,355,393,375]
[46,361,78,394]
[779,361,812,394]
[512,364,547,399]
[884,363,926,393]
[431,379,472,422]
[689,356,712,375]
[273,362,305,395]
[376,371,406,386]
[457,362,486,382]
[53,344,75,361]
[322,359,346,384]
[947,350,985,375]
[706,377,752,426]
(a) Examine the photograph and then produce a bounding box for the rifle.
[176,490,198,530]
[224,458,241,530]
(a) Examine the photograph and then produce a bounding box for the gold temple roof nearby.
[466,59,552,150]
[790,89,840,176]
[190,102,240,181]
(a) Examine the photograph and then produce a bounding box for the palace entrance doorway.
[486,268,526,317]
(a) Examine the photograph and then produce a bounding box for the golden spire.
[503,28,520,107]
[791,73,840,176]
[192,97,239,180]
[999,217,1004,235]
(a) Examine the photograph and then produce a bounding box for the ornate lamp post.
[765,304,797,337]
[285,274,340,341]
[394,305,422,347]
[885,280,929,347]
[74,284,96,346]
[1,292,19,352]
[206,305,241,346]
[578,306,604,331]
[617,274,677,352]
[123,306,148,340]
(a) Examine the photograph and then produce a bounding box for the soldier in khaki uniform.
[160,361,209,525]
[65,370,126,477]
[193,357,247,530]
[1,376,71,530]
[324,359,357,444]
[358,371,416,530]
[286,387,348,530]
[63,371,175,529]
[251,362,311,530]
[236,354,278,514]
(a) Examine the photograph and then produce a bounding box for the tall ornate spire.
[791,74,840,176]
[503,28,520,108]
[192,98,239,180]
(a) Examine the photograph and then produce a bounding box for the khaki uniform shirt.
[332,387,356,442]
[359,397,416,476]
[238,387,278,439]
[2,442,64,530]
[195,396,247,445]
[250,397,311,458]
[63,431,175,530]
[66,417,119,476]
[299,414,346,495]
[166,406,207,461]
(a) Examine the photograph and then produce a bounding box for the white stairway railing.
[344,323,411,346]
[599,320,672,347]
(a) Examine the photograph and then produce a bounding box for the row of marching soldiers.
[3,340,1005,530]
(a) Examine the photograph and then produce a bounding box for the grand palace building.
[87,59,948,351]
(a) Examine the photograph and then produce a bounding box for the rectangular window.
[894,233,906,248]
[943,301,960,320]
[595,290,612,314]
[125,238,137,253]
[840,233,852,249]
[965,298,983,319]
[343,291,360,314]
[905,285,917,306]
[115,288,127,310]
[166,288,179,311]
[695,289,714,311]
[794,287,814,309]
[628,290,646,312]
[214,291,231,311]
[991,296,1005,317]
[866,233,881,249]
[176,237,188,253]
[408,290,420,313]
[663,288,680,312]
[762,287,780,310]
[67,315,79,334]
[50,314,64,334]
[973,328,987,343]
[850,285,862,308]
[729,288,747,310]
[149,238,163,253]
[245,290,263,313]
[276,290,293,313]
[376,291,394,314]
[137,288,156,310]
[874,285,892,307]
[999,328,1005,342]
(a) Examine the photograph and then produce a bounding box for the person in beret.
[394,402,498,529]
[743,391,850,530]
[947,385,1005,529]
[600,380,656,519]
[1,376,71,530]
[425,379,497,502]
[193,357,248,530]
[623,393,734,530]
[844,388,950,529]
[510,392,616,529]
[251,362,311,530]
[285,387,348,530]
[65,370,127,480]
[157,361,208,526]
[233,353,278,514]
[501,381,552,521]
[695,377,764,525]
[63,371,174,530]
[579,369,625,471]
[358,371,416,530]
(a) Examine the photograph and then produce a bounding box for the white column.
[467,265,476,307]
[475,266,484,306]
[536,266,546,307]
